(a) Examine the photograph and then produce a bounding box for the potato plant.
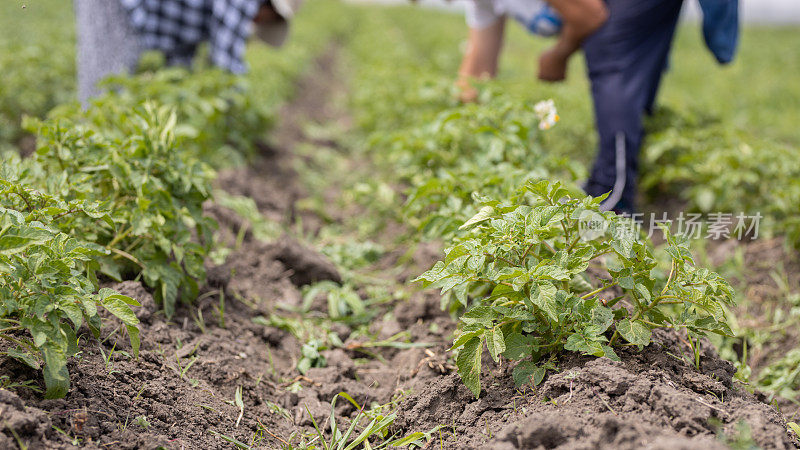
[92,64,273,168]
[0,177,139,398]
[399,96,572,240]
[417,181,735,397]
[24,103,217,317]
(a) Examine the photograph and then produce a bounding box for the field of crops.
[1,0,800,448]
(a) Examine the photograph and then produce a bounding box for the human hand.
[254,3,281,24]
[456,77,479,103]
[538,46,568,82]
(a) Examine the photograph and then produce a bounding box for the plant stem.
[608,330,620,346]
[560,219,571,253]
[580,282,618,300]
[0,326,23,334]
[629,293,681,327]
[109,248,144,268]
[520,242,537,264]
[107,227,133,249]
[0,334,38,353]
[661,261,675,295]
[565,235,582,254]
[14,192,33,211]
[542,240,557,255]
[485,253,516,267]
[53,209,80,220]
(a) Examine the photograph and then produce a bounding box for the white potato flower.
[533,99,560,130]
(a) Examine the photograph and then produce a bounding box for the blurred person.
[74,0,302,105]
[457,0,738,214]
[580,0,738,214]
[456,0,608,102]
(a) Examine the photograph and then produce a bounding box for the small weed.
[265,400,293,423]
[217,290,226,329]
[174,355,198,381]
[266,345,278,377]
[713,420,759,450]
[234,386,244,427]
[196,404,220,414]
[193,306,207,334]
[0,375,41,393]
[136,415,151,429]
[306,392,397,450]
[99,343,120,375]
[3,417,28,450]
[51,424,80,446]
[209,430,250,449]
[390,424,450,449]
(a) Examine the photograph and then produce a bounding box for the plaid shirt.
[120,0,262,73]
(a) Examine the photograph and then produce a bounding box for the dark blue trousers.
[582,0,684,212]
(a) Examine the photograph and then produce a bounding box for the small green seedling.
[306,392,398,450]
[136,415,151,429]
[234,386,244,428]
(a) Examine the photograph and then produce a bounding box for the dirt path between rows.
[2,47,799,450]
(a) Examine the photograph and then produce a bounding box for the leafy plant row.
[1,173,141,398]
[641,108,800,248]
[1,99,214,397]
[0,0,350,398]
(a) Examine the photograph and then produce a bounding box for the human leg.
[74,0,144,106]
[582,0,683,212]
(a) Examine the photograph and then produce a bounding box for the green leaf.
[450,329,484,351]
[616,319,651,346]
[60,323,78,356]
[5,348,41,370]
[565,333,604,356]
[126,324,140,358]
[30,321,49,347]
[0,227,51,255]
[486,327,505,362]
[513,361,545,387]
[460,206,494,230]
[602,345,621,361]
[99,256,123,282]
[635,284,652,302]
[456,337,483,398]
[460,305,496,328]
[42,344,69,399]
[60,302,84,330]
[389,433,425,448]
[618,276,635,290]
[529,283,558,322]
[502,332,532,361]
[589,306,613,335]
[533,264,570,281]
[569,274,593,292]
[102,294,140,327]
[610,223,635,258]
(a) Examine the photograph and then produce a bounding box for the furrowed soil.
[2,49,799,450]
